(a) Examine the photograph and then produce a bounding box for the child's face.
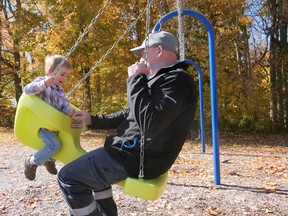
[51,67,72,86]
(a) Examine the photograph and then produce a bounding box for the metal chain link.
[159,0,164,17]
[138,133,145,179]
[51,0,112,77]
[143,0,151,67]
[138,0,153,179]
[67,0,155,98]
[177,0,185,61]
[158,0,164,30]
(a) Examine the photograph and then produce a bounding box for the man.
[58,31,197,216]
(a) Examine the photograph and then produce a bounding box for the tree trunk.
[13,50,22,102]
[83,67,92,112]
[242,25,252,79]
[95,72,101,105]
[268,0,288,131]
[0,11,2,85]
[280,0,288,131]
[269,0,279,131]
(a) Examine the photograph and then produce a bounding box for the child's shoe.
[24,157,37,180]
[44,161,58,175]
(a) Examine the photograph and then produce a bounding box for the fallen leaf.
[205,207,224,215]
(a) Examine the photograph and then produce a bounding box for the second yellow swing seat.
[14,93,168,201]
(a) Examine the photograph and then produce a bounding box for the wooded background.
[0,0,287,132]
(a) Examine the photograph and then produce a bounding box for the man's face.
[141,46,159,69]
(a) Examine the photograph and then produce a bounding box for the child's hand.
[67,109,75,117]
[44,76,54,87]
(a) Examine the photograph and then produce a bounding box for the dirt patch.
[0,128,288,215]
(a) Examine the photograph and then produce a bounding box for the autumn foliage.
[0,0,287,132]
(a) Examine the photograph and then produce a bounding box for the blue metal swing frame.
[153,9,221,185]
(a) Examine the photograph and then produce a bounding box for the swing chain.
[177,0,185,61]
[143,0,151,67]
[138,133,145,179]
[51,0,112,77]
[158,0,164,30]
[138,0,153,179]
[67,0,155,98]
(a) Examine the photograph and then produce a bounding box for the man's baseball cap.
[130,31,178,57]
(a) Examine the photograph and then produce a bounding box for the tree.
[267,0,288,131]
[0,0,283,132]
[0,0,47,102]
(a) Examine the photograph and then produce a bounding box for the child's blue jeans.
[33,128,61,165]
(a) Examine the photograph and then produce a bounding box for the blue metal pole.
[153,9,221,185]
[185,59,205,153]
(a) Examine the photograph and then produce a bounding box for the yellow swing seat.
[14,93,86,164]
[118,172,168,201]
[14,93,168,201]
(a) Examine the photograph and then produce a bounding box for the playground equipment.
[14,1,220,202]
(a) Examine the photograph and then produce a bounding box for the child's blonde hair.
[45,55,72,75]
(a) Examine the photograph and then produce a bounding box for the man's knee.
[57,165,72,190]
[58,165,66,181]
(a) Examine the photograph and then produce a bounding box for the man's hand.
[128,60,149,76]
[44,76,54,87]
[67,108,75,117]
[72,110,92,125]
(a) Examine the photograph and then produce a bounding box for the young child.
[23,55,75,181]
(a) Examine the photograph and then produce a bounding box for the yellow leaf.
[205,207,224,215]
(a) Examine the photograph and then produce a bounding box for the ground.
[0,127,287,216]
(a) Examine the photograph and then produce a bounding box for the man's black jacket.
[89,61,197,179]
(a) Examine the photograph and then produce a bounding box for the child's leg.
[24,157,38,180]
[33,129,61,165]
[43,160,58,175]
[24,129,60,180]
